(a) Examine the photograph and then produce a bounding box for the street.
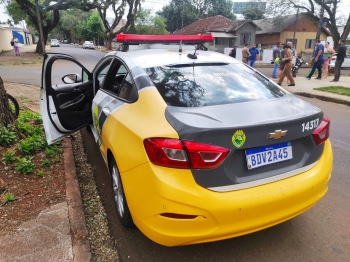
[2,44,350,261]
[81,96,350,261]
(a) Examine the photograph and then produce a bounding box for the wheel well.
[107,149,113,170]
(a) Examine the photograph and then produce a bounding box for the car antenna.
[187,28,204,59]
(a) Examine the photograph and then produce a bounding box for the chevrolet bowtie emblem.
[268,130,287,139]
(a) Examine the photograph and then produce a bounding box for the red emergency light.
[116,33,214,44]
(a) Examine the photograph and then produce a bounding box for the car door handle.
[73,86,84,92]
[102,107,110,116]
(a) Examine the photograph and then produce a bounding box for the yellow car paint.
[121,139,332,246]
[100,88,179,172]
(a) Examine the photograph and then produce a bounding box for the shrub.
[18,111,34,122]
[15,157,35,174]
[2,192,15,205]
[2,149,16,164]
[45,147,56,158]
[18,139,35,155]
[42,159,51,168]
[0,125,17,146]
[37,169,45,177]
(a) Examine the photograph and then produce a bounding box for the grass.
[314,86,350,96]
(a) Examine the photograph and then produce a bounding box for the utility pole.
[35,0,45,54]
[292,7,299,48]
[315,4,325,41]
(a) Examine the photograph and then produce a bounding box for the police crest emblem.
[232,130,246,148]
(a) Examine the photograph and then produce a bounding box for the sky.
[1,0,349,27]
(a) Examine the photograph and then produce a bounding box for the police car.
[40,34,332,246]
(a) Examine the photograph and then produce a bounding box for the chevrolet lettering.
[39,34,333,246]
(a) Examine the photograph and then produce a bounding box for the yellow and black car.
[40,34,332,246]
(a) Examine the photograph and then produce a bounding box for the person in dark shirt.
[306,39,324,80]
[331,39,347,82]
[229,46,237,58]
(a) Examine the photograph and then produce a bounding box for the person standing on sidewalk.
[229,45,237,58]
[248,43,260,67]
[331,39,347,82]
[306,39,324,80]
[277,45,295,86]
[12,35,20,56]
[322,42,335,79]
[272,42,281,78]
[242,43,250,65]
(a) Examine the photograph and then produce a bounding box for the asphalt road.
[0,44,105,86]
[3,45,350,260]
[81,96,350,262]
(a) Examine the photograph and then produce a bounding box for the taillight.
[143,138,230,169]
[312,116,330,145]
[331,57,336,60]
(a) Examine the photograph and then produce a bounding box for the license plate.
[245,142,293,170]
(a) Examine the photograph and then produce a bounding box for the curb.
[63,137,92,262]
[294,91,350,107]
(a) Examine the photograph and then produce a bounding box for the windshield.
[145,63,285,107]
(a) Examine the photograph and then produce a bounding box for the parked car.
[40,34,332,247]
[50,39,60,47]
[63,39,68,43]
[82,41,95,49]
[329,53,350,68]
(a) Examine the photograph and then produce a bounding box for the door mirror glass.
[62,74,81,84]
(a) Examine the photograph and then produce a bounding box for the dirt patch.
[0,49,43,66]
[0,120,66,236]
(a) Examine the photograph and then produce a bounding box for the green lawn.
[314,86,350,97]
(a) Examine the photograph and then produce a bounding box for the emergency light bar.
[116,33,214,44]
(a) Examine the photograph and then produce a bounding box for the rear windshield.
[145,63,285,107]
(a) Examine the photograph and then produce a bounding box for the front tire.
[109,157,134,227]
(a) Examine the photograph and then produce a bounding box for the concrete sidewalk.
[1,48,350,261]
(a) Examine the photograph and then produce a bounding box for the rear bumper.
[121,140,332,246]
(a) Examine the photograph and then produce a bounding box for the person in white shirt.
[12,35,20,56]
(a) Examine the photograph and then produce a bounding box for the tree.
[79,12,104,43]
[5,0,95,53]
[243,4,265,20]
[127,7,168,35]
[157,0,235,33]
[0,77,18,137]
[265,0,350,50]
[95,0,142,49]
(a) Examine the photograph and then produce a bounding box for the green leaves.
[15,157,35,175]
[0,125,17,146]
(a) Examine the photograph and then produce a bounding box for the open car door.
[40,53,94,144]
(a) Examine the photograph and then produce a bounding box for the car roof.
[110,48,240,68]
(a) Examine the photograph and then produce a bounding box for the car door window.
[102,61,138,102]
[94,59,113,90]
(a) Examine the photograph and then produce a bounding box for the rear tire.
[109,157,134,228]
[7,94,19,118]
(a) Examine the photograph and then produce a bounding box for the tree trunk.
[0,77,19,135]
[35,32,49,54]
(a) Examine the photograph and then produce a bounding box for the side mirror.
[62,74,82,84]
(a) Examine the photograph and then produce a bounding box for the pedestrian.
[306,39,324,80]
[248,43,260,67]
[12,35,20,56]
[229,45,237,58]
[322,42,335,79]
[272,41,282,78]
[330,39,347,82]
[277,45,295,86]
[286,41,296,84]
[242,43,250,65]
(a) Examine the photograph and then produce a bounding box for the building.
[172,15,258,53]
[254,14,331,55]
[0,24,34,52]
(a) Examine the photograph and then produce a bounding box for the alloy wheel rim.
[112,164,124,217]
